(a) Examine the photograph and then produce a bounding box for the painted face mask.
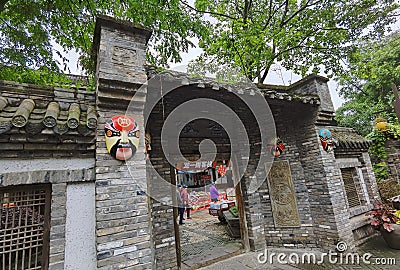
[105,115,140,160]
[318,128,334,152]
[267,137,285,157]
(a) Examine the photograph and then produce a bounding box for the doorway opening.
[174,159,246,269]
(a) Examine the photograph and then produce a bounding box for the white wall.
[64,182,96,269]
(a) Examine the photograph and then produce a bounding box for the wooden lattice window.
[0,185,51,270]
[341,168,361,208]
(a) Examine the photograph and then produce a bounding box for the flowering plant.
[366,203,400,232]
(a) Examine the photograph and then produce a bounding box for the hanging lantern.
[217,165,227,176]
[374,117,390,133]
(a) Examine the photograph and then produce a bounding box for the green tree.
[188,0,398,83]
[1,0,399,86]
[0,0,208,84]
[336,32,400,136]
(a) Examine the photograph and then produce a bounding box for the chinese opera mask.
[318,128,334,152]
[267,137,285,157]
[105,115,140,161]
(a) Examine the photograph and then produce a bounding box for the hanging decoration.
[105,115,140,161]
[318,128,334,152]
[374,117,390,133]
[217,165,227,177]
[267,137,285,157]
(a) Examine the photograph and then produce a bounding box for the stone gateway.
[0,15,380,270]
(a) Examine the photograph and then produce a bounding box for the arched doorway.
[172,156,247,269]
[144,82,268,269]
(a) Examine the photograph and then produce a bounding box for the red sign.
[176,161,215,171]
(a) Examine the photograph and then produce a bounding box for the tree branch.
[230,20,250,80]
[243,0,249,24]
[260,42,276,83]
[263,1,287,31]
[279,0,289,27]
[317,26,348,31]
[0,0,9,13]
[281,0,323,27]
[234,0,243,14]
[179,0,237,20]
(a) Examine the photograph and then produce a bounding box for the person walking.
[176,184,185,225]
[210,182,219,202]
[180,185,192,219]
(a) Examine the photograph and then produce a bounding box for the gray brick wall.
[260,102,318,249]
[93,15,153,270]
[385,139,400,182]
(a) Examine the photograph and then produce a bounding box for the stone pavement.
[198,235,400,270]
[179,209,400,270]
[179,209,242,269]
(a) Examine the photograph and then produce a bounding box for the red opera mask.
[105,115,140,160]
[267,137,285,157]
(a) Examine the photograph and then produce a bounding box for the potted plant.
[366,203,400,249]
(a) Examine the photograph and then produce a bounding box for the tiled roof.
[329,126,372,149]
[0,81,97,137]
[146,68,320,105]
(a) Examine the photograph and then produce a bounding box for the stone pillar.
[314,128,355,249]
[360,152,381,203]
[291,77,355,249]
[290,75,335,126]
[296,124,354,249]
[93,15,153,269]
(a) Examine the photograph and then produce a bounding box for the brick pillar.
[360,152,381,203]
[92,15,153,269]
[314,127,355,249]
[289,76,354,249]
[296,124,355,250]
[385,139,400,182]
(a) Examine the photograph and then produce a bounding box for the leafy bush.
[366,203,399,232]
[366,122,400,181]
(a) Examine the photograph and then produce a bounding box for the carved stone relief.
[266,160,300,227]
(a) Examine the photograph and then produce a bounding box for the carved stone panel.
[111,46,137,66]
[266,160,300,227]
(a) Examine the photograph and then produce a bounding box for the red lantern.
[217,165,227,176]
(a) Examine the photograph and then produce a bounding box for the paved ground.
[179,209,242,269]
[179,209,399,270]
[197,235,400,270]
